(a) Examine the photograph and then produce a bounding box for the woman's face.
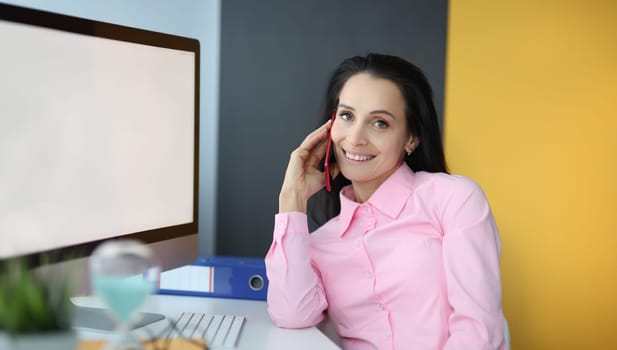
[330,73,416,197]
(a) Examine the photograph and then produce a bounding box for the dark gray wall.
[217,0,448,257]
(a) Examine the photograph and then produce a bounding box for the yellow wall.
[444,1,617,348]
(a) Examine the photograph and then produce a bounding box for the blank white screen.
[0,20,195,258]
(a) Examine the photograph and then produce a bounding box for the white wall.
[3,0,221,256]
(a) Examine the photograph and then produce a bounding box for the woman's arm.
[266,120,338,328]
[265,212,327,328]
[440,177,507,350]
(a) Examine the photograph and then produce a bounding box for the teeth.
[345,151,374,161]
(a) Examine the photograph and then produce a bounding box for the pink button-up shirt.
[265,164,506,350]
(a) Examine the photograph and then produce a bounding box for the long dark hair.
[307,53,448,231]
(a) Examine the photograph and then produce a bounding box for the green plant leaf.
[0,256,74,335]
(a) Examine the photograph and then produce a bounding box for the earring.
[406,149,412,156]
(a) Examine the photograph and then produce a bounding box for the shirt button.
[355,240,361,247]
[276,218,286,229]
[378,303,385,310]
[367,272,373,279]
[384,333,391,340]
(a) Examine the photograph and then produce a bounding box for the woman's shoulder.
[412,171,489,210]
[415,171,483,193]
[408,172,492,230]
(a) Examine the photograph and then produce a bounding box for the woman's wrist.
[279,188,307,213]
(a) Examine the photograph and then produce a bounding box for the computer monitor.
[0,3,199,291]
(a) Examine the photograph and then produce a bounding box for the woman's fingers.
[298,119,331,153]
[281,119,336,204]
[306,136,329,168]
[302,120,333,168]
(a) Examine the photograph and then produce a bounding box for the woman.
[266,53,506,350]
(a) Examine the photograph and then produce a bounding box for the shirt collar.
[337,163,415,237]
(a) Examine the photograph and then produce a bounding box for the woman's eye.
[374,120,389,129]
[339,112,352,121]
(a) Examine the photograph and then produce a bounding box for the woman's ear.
[405,135,420,155]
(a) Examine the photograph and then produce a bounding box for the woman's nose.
[346,124,368,146]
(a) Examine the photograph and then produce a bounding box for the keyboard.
[167,312,246,348]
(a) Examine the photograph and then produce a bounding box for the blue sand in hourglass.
[93,276,154,323]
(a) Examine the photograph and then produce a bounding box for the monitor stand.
[71,303,165,332]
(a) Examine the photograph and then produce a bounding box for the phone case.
[324,110,336,192]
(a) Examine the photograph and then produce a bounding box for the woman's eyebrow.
[371,109,397,119]
[338,103,397,119]
[338,103,355,111]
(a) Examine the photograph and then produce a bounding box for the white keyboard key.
[195,314,214,338]
[204,314,223,345]
[211,315,233,347]
[168,312,245,348]
[224,316,245,347]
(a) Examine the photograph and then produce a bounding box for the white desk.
[72,294,341,350]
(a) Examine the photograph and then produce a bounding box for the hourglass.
[90,240,159,350]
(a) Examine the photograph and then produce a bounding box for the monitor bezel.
[0,3,200,263]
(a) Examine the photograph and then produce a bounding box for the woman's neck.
[349,162,405,203]
[351,183,378,204]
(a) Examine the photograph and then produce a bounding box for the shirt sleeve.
[265,211,328,328]
[440,178,507,350]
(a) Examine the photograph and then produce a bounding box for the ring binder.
[158,256,268,301]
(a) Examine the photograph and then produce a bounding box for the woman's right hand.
[279,120,339,213]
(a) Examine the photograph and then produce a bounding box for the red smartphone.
[324,110,336,192]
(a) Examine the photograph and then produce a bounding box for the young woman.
[266,53,506,350]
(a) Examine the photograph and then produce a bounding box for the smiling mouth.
[344,150,375,161]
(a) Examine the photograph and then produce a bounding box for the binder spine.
[158,256,268,301]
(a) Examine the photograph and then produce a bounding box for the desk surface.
[72,294,340,350]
